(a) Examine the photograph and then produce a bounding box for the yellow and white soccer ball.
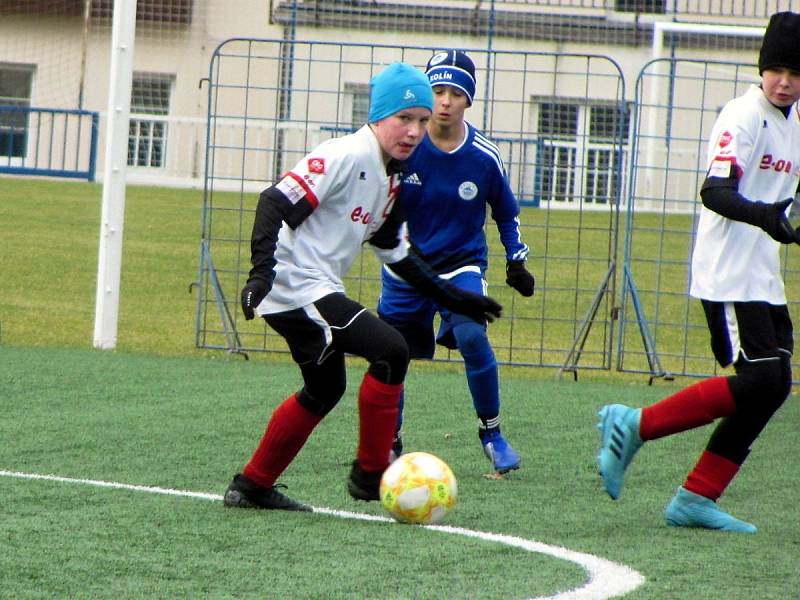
[380,451,457,524]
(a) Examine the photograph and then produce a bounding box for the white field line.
[1,469,644,600]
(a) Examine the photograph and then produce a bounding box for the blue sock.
[453,322,499,422]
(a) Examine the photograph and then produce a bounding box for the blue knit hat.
[426,50,476,106]
[368,62,433,123]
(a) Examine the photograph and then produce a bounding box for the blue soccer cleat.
[480,427,521,474]
[665,487,757,533]
[596,404,643,500]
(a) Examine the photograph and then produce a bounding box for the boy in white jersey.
[223,62,502,511]
[595,12,800,532]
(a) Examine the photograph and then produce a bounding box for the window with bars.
[345,82,370,129]
[0,64,33,158]
[615,0,665,13]
[128,74,172,168]
[534,100,630,206]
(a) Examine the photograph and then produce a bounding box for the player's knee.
[730,358,788,412]
[368,329,410,385]
[297,381,345,416]
[453,321,489,358]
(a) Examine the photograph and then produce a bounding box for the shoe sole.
[665,512,757,533]
[495,463,520,475]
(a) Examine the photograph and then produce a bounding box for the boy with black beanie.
[596,12,800,533]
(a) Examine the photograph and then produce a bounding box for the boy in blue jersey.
[378,50,535,473]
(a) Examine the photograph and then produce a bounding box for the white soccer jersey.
[690,85,800,303]
[258,125,409,314]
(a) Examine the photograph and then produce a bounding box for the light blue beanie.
[368,62,433,123]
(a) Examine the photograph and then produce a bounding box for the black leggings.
[708,353,791,464]
[265,293,409,416]
[702,301,793,464]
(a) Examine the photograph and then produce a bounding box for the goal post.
[93,0,137,350]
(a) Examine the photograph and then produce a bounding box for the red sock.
[639,376,736,441]
[243,393,323,489]
[684,450,740,501]
[356,373,402,473]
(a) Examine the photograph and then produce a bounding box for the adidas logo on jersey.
[405,172,422,185]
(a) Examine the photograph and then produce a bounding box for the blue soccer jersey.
[399,122,528,273]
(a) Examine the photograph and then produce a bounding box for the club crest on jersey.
[308,157,325,174]
[716,130,732,149]
[458,181,478,201]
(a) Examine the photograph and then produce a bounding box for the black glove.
[386,254,502,322]
[753,198,798,244]
[240,276,272,320]
[506,260,535,297]
[443,288,503,323]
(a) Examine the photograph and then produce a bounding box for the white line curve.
[0,469,644,600]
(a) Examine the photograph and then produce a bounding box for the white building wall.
[0,1,764,190]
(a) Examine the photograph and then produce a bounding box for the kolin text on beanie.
[426,49,477,106]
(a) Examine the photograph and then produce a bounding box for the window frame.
[0,63,34,160]
[127,73,174,169]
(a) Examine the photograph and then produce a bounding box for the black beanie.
[758,12,800,74]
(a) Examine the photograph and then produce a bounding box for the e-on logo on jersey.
[458,181,478,201]
[759,153,795,175]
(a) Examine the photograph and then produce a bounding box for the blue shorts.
[377,264,487,358]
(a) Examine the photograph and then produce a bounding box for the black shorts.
[264,292,408,373]
[263,293,369,366]
[701,300,793,368]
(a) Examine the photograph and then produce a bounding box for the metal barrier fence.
[619,58,800,379]
[195,39,627,375]
[0,106,98,181]
[195,38,800,381]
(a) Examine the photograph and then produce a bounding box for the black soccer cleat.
[223,473,312,512]
[346,460,383,502]
[389,433,404,463]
